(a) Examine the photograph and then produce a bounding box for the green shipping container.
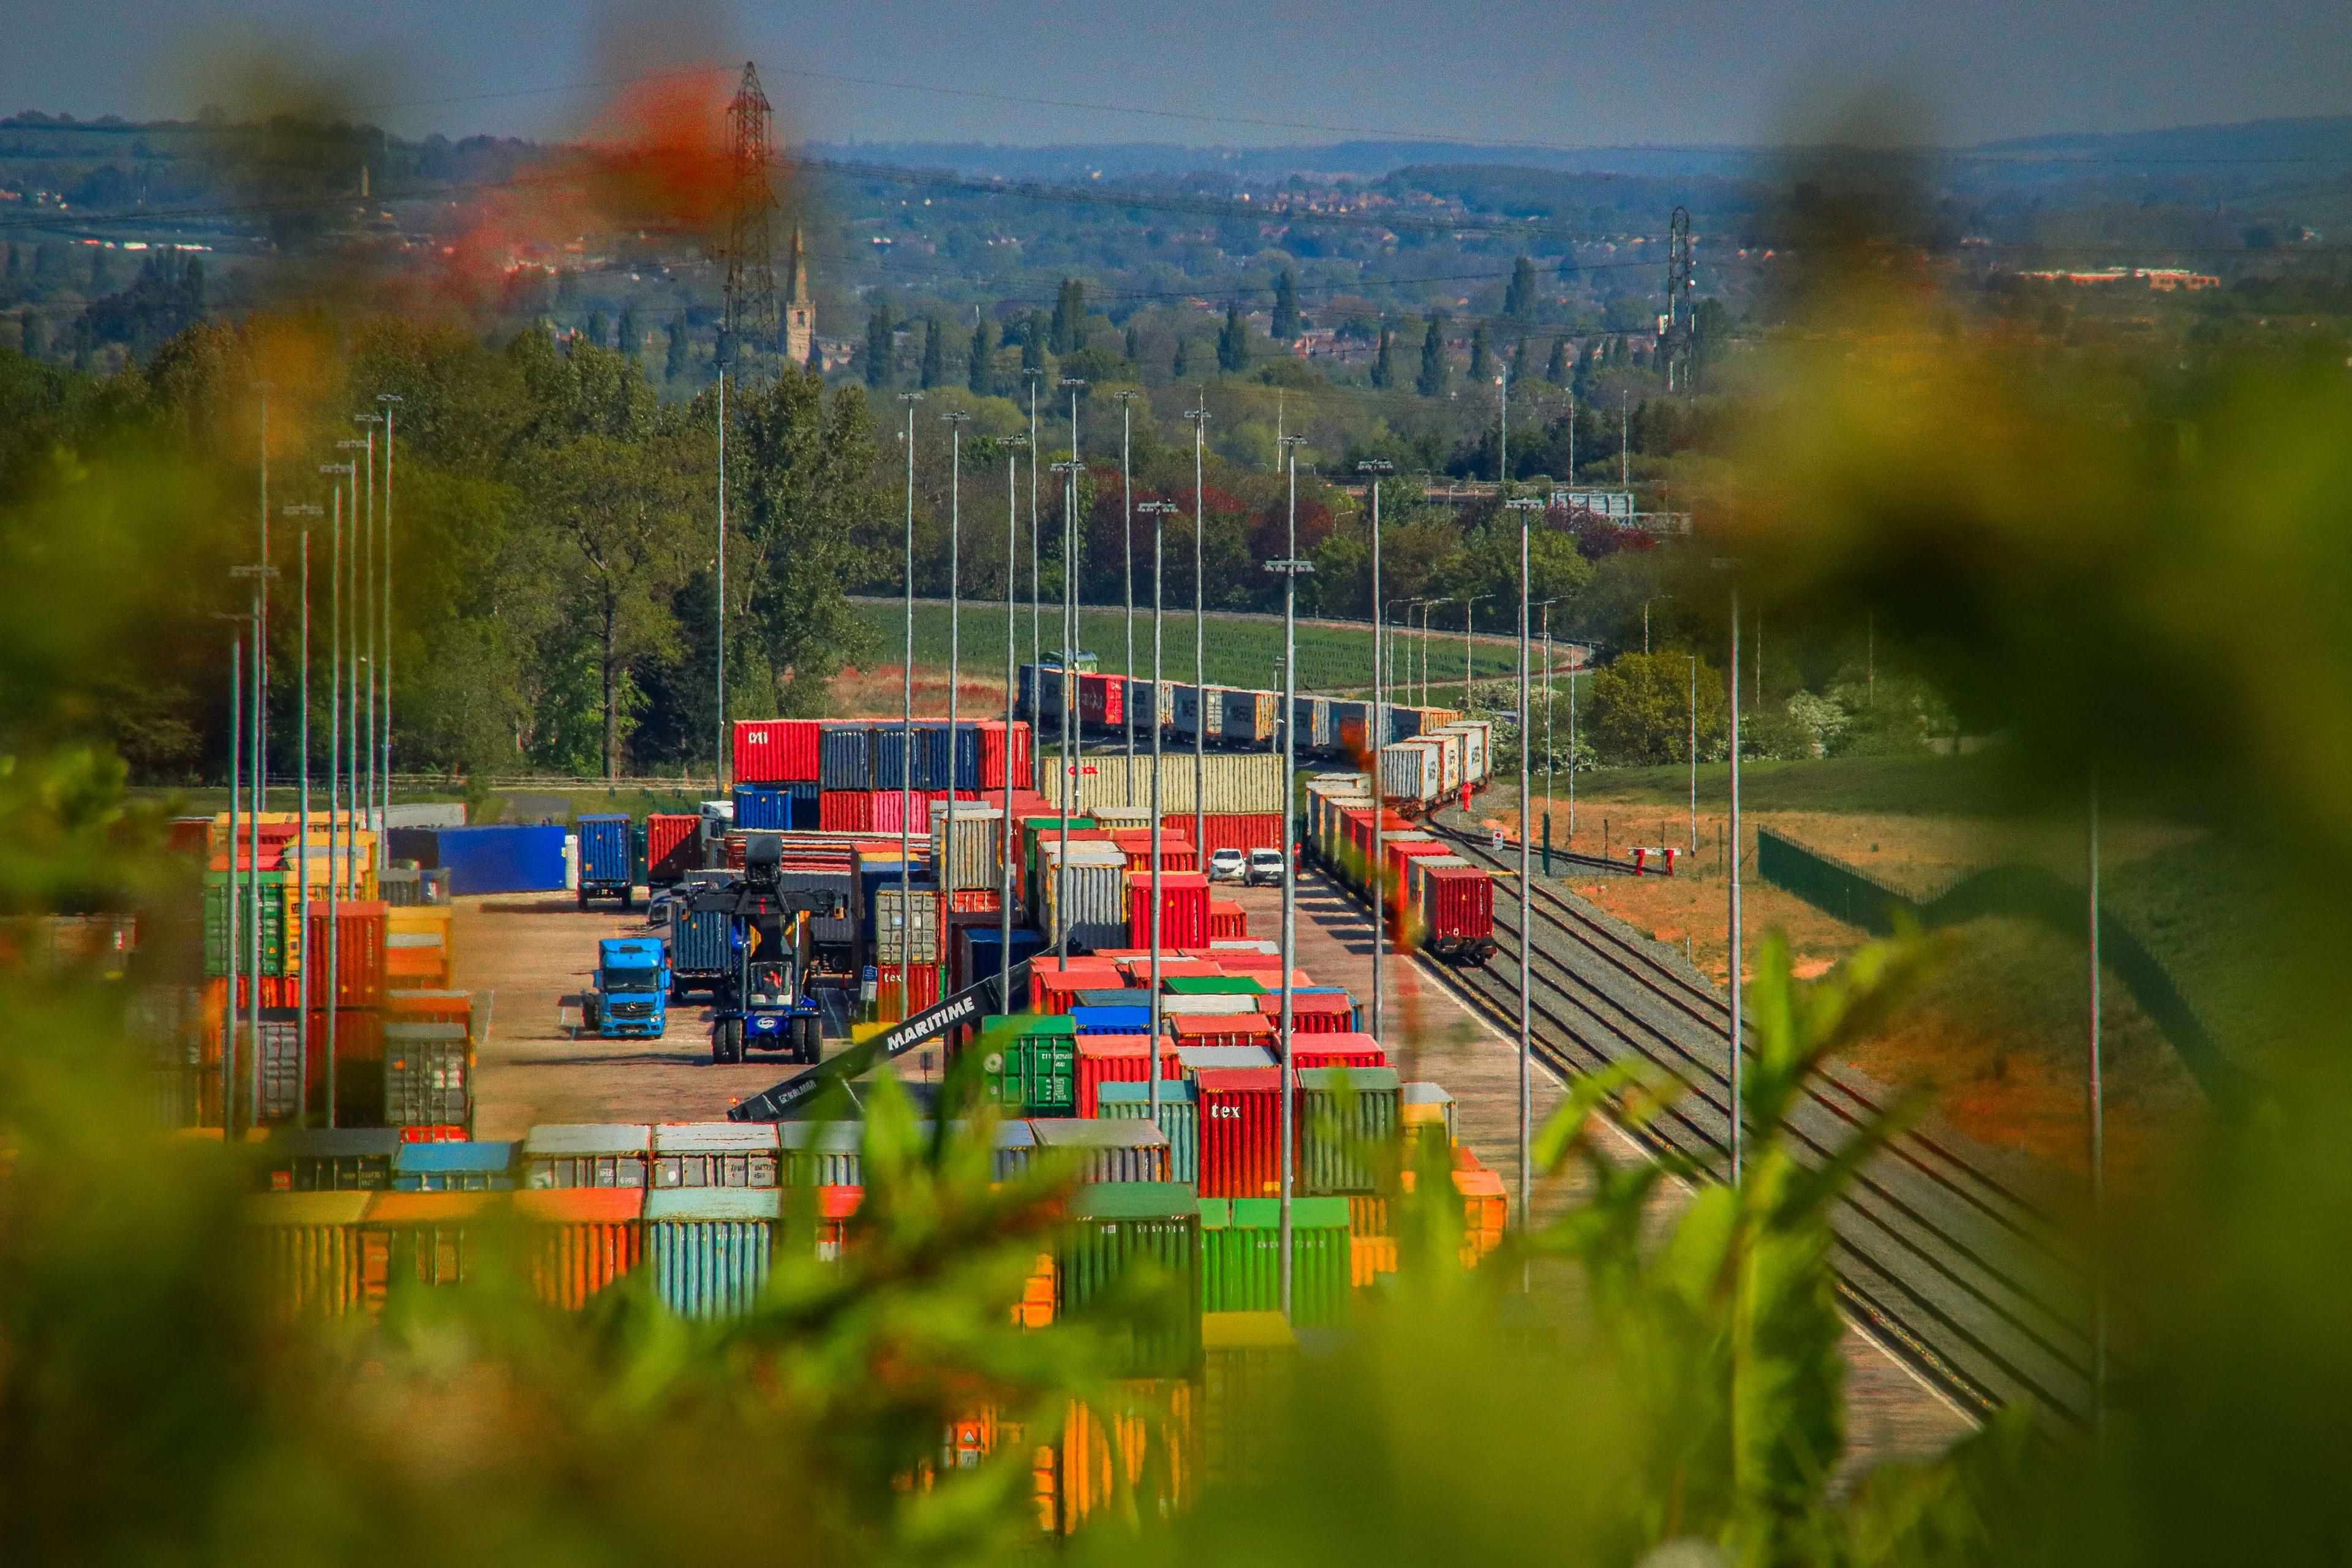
[1161,975,1265,997]
[1056,1182,1201,1376]
[203,870,296,978]
[1096,1079,1197,1184]
[1199,1196,1351,1328]
[978,1012,1077,1115]
[1295,1066,1402,1196]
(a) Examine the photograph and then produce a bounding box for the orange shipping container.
[518,1188,644,1308]
[306,901,388,1008]
[1054,1379,1194,1536]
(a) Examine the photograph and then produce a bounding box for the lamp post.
[1050,446,1085,960]
[320,463,353,1125]
[1186,402,1211,858]
[355,412,385,829]
[1025,368,1044,674]
[1391,598,1421,703]
[1139,498,1180,1123]
[715,341,731,791]
[1689,654,1699,851]
[211,613,245,1134]
[1713,559,1743,1183]
[284,503,322,1124]
[1461,592,1494,709]
[942,409,970,1000]
[897,391,923,1013]
[1421,598,1449,708]
[1512,492,1534,1229]
[1116,390,1139,790]
[1530,597,1562,828]
[997,435,1028,1012]
[1267,432,1313,1321]
[1641,594,1675,656]
[1359,459,1393,1046]
[376,394,402,818]
[230,557,278,1125]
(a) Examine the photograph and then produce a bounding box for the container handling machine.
[695,833,846,1066]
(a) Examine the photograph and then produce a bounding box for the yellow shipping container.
[241,1191,372,1319]
[1053,1378,1193,1535]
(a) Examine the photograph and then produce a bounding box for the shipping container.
[518,1187,644,1308]
[203,870,296,977]
[1431,719,1492,786]
[646,1187,778,1319]
[1036,847,1129,951]
[930,801,1006,891]
[653,1121,782,1188]
[1055,1183,1201,1376]
[1219,689,1276,748]
[1194,1067,1282,1199]
[1159,993,1259,1017]
[1379,742,1443,804]
[1401,1080,1457,1146]
[818,789,873,833]
[977,720,1032,791]
[1052,1379,1195,1536]
[303,900,387,1009]
[1076,671,1123,731]
[1071,752,1284,815]
[733,783,818,832]
[525,1124,653,1189]
[1292,1031,1385,1070]
[1095,1079,1197,1185]
[1166,1012,1278,1052]
[1125,869,1210,951]
[1208,899,1248,941]
[960,925,1046,1002]
[647,814,702,884]
[384,1022,472,1132]
[1071,1003,1154,1035]
[735,718,822,783]
[396,826,571,895]
[575,814,633,897]
[391,1140,516,1191]
[979,1013,1077,1115]
[1413,861,1497,962]
[1120,679,1175,736]
[1200,1311,1296,1485]
[259,1127,402,1193]
[780,1121,865,1188]
[1186,813,1284,856]
[1075,1034,1183,1116]
[1030,959,1123,1014]
[872,886,943,965]
[1290,693,1336,753]
[1253,990,1357,1035]
[1199,1196,1351,1326]
[243,1191,371,1317]
[1295,1066,1401,1194]
[1028,1117,1172,1184]
[818,725,875,790]
[360,1190,494,1295]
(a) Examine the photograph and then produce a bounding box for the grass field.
[848,598,1533,697]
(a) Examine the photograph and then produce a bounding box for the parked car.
[1245,847,1289,887]
[1208,846,1248,883]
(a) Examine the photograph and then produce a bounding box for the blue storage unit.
[1074,988,1141,1008]
[1390,707,1425,743]
[733,785,794,831]
[952,725,984,792]
[646,1187,778,1319]
[392,1140,519,1191]
[396,826,571,895]
[817,725,873,790]
[576,813,633,905]
[786,783,821,829]
[875,724,952,791]
[1072,1003,1154,1035]
[960,925,1046,997]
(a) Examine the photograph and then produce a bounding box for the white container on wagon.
[1433,720,1491,787]
[1379,742,1442,804]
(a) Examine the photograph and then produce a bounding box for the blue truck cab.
[588,935,669,1038]
[576,813,637,909]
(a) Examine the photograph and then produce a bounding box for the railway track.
[1355,819,2095,1431]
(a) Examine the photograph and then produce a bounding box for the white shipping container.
[1089,805,1154,828]
[1159,994,1260,1017]
[1068,751,1284,815]
[1433,721,1491,785]
[928,802,1005,891]
[1031,842,1126,930]
[1422,729,1464,795]
[1380,742,1442,803]
[1172,684,1225,741]
[872,886,943,963]
[1039,856,1129,948]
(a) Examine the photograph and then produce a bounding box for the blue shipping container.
[1072,1004,1154,1035]
[578,815,632,887]
[399,826,571,895]
[961,925,1046,996]
[875,724,952,791]
[817,725,873,790]
[647,1188,778,1319]
[953,725,983,792]
[392,1140,519,1191]
[733,785,794,831]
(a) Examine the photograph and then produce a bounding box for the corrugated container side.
[1096,1080,1198,1184]
[646,814,701,883]
[1055,1186,1201,1378]
[518,1188,644,1308]
[243,1193,371,1317]
[1194,1067,1281,1199]
[1295,1067,1402,1195]
[818,725,875,790]
[1199,1196,1351,1326]
[1055,1379,1194,1536]
[647,1215,774,1319]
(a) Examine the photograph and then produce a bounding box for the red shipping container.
[518,1188,644,1310]
[1114,955,1221,985]
[1074,1033,1185,1116]
[733,719,820,783]
[820,791,873,832]
[1386,839,1452,903]
[978,720,1035,791]
[1208,900,1248,940]
[1419,862,1496,949]
[874,961,944,1023]
[946,889,1001,913]
[871,789,949,836]
[1126,869,1211,951]
[306,900,387,1009]
[1257,992,1355,1035]
[1170,813,1283,855]
[302,1008,386,1129]
[1196,1066,1283,1198]
[646,814,701,883]
[1033,963,1123,1014]
[1291,1031,1386,1069]
[1076,673,1123,729]
[399,1125,469,1143]
[1166,1012,1278,1050]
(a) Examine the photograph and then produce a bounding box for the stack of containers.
[817,723,875,827]
[1095,1079,1197,1183]
[1199,1198,1351,1327]
[1379,741,1444,807]
[1432,718,1492,791]
[1193,1067,1281,1199]
[1030,956,1123,1012]
[1126,869,1210,951]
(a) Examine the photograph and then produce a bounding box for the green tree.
[1416,312,1447,398]
[1510,335,1532,383]
[583,311,607,352]
[1502,255,1538,318]
[1371,324,1394,388]
[1049,279,1084,354]
[1218,303,1248,373]
[1019,312,1047,377]
[533,431,702,780]
[967,317,993,396]
[665,317,689,382]
[616,307,640,359]
[919,317,945,390]
[1171,335,1191,380]
[864,306,894,388]
[1123,320,1140,361]
[733,370,889,714]
[1468,323,1493,383]
[1544,336,1569,383]
[1585,649,1728,766]
[1272,268,1301,341]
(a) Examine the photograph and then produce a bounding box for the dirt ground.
[830,665,1012,719]
[1468,794,2209,1193]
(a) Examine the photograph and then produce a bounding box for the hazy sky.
[1,0,2345,149]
